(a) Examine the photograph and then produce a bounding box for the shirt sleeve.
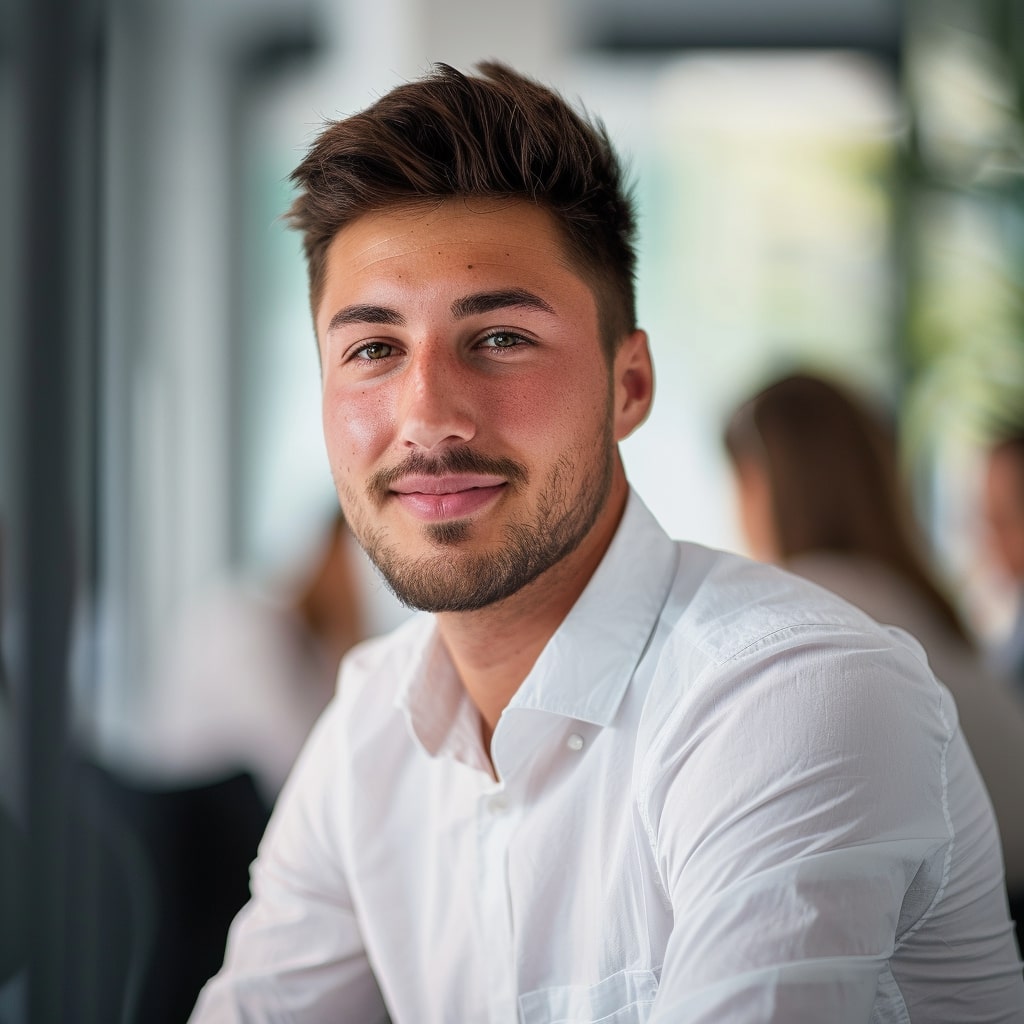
[642,627,963,1023]
[188,696,389,1024]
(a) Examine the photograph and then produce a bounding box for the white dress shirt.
[191,492,1024,1023]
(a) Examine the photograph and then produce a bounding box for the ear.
[612,329,654,442]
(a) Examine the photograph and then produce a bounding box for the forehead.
[329,198,572,267]
[316,200,595,328]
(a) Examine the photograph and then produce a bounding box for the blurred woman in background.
[982,430,1024,698]
[723,372,1024,938]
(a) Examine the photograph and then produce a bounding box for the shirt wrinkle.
[894,688,956,950]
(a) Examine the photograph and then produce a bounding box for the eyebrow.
[449,288,556,319]
[325,287,556,335]
[327,304,406,333]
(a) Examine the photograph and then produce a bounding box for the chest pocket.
[518,968,659,1024]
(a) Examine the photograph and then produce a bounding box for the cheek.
[322,386,392,470]
[511,366,610,428]
[497,380,582,458]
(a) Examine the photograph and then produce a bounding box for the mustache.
[368,447,528,502]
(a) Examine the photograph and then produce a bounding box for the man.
[983,431,1024,699]
[191,63,1024,1022]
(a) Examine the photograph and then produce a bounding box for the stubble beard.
[340,424,615,613]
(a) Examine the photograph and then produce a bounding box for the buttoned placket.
[476,769,520,1023]
[471,716,594,1024]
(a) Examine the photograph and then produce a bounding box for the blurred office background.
[4,0,1024,1020]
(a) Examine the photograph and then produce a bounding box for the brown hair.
[723,373,971,643]
[286,61,638,355]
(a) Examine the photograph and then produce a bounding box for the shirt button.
[566,733,584,752]
[487,795,508,813]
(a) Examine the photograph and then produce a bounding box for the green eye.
[357,342,394,360]
[482,332,525,349]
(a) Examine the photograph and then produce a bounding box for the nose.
[397,348,477,452]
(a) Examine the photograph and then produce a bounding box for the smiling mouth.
[390,474,507,521]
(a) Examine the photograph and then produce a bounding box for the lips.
[390,474,507,521]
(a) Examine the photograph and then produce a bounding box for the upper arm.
[642,630,954,1022]
[189,697,388,1024]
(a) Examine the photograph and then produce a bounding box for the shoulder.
[637,543,953,803]
[274,612,433,811]
[657,542,923,671]
[632,546,962,900]
[282,612,434,771]
[341,611,433,676]
[334,612,434,716]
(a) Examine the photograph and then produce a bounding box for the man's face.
[315,199,646,612]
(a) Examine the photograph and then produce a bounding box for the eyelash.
[352,341,395,361]
[477,330,531,351]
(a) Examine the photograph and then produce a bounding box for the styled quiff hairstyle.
[286,61,638,355]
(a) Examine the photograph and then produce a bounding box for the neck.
[436,475,629,749]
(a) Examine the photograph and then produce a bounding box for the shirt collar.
[395,488,678,761]
[507,488,678,727]
[395,618,492,771]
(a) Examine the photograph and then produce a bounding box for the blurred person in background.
[144,509,366,807]
[724,371,1024,947]
[982,430,1024,700]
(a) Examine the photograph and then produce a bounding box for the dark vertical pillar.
[19,0,75,1014]
[14,0,102,1018]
